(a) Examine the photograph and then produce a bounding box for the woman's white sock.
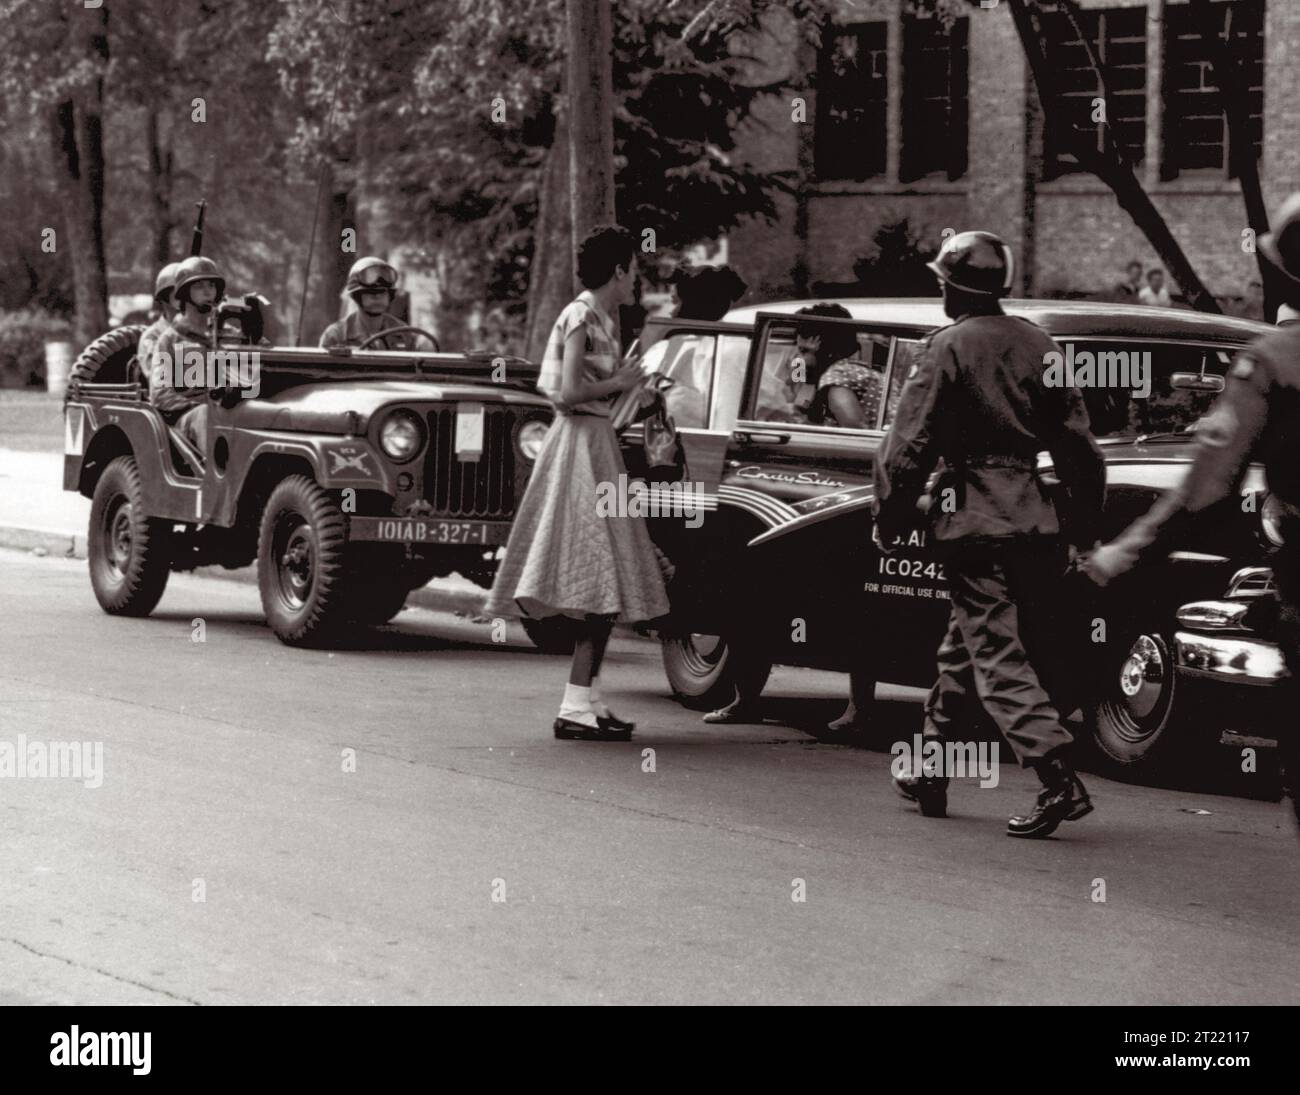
[559,683,598,727]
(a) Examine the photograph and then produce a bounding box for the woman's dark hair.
[576,225,637,290]
[672,264,748,321]
[794,302,859,366]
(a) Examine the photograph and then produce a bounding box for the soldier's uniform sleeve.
[1111,351,1273,566]
[1036,346,1106,545]
[149,328,183,419]
[320,320,344,348]
[872,334,952,542]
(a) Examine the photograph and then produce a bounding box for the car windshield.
[884,338,1234,439]
[1063,341,1232,439]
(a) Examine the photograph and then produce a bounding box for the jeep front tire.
[257,476,350,646]
[88,456,172,615]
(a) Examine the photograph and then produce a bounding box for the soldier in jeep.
[136,261,180,379]
[321,257,414,350]
[149,254,224,451]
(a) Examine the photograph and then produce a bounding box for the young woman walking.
[486,225,670,740]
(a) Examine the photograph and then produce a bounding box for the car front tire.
[1088,626,1189,769]
[88,456,172,616]
[257,476,349,646]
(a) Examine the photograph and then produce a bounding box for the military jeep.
[62,317,553,645]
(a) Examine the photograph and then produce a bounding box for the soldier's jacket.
[136,315,169,382]
[873,311,1105,546]
[320,311,412,351]
[149,311,212,423]
[1111,323,1300,564]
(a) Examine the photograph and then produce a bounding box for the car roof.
[722,297,1274,345]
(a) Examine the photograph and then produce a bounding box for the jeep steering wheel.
[356,326,440,352]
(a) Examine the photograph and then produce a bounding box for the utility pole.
[566,0,616,249]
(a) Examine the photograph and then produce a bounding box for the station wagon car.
[638,299,1288,770]
[63,317,553,646]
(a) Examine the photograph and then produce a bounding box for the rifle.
[190,199,207,257]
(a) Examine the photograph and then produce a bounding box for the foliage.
[849,219,941,297]
[0,308,74,388]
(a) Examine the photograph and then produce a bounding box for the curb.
[0,525,86,559]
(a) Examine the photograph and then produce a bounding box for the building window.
[1162,0,1264,177]
[1042,5,1147,178]
[815,23,888,182]
[900,14,968,182]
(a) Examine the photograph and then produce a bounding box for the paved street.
[2,548,1297,1005]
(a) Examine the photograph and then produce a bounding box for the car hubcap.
[105,499,133,579]
[679,633,726,677]
[1114,634,1168,730]
[276,521,314,609]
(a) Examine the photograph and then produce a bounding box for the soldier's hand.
[872,523,894,555]
[1081,542,1134,587]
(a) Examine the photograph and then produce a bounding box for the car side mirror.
[1170,372,1224,393]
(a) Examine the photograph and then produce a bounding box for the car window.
[640,332,715,429]
[712,334,750,432]
[752,323,891,428]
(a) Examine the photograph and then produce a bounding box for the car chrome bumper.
[1174,631,1289,685]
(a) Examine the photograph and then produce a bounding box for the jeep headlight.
[517,419,550,460]
[1261,492,1286,546]
[379,409,425,462]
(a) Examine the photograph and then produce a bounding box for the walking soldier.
[1086,194,1300,829]
[873,230,1106,837]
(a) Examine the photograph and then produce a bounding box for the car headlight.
[379,409,425,462]
[517,418,550,460]
[1261,492,1286,546]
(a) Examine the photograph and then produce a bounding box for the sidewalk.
[0,437,489,618]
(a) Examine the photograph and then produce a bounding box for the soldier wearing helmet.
[148,255,226,453]
[136,261,180,385]
[873,230,1105,838]
[321,257,413,350]
[1086,194,1300,831]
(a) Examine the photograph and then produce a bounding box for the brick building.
[728,0,1295,309]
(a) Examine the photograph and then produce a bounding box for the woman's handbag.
[642,397,687,483]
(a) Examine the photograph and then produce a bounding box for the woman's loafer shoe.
[554,717,632,742]
[597,711,636,734]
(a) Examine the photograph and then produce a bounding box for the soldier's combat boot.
[894,756,949,818]
[1007,755,1090,838]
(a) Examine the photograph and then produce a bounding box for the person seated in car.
[149,255,224,452]
[757,304,883,427]
[321,257,414,350]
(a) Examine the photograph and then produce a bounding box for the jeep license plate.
[351,517,509,546]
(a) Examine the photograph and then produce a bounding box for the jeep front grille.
[424,406,517,518]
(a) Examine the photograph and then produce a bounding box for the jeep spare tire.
[66,324,147,396]
[257,476,350,646]
[88,456,172,616]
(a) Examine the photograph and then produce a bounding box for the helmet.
[927,231,1015,297]
[154,262,180,303]
[173,256,226,304]
[346,257,398,298]
[1259,194,1300,296]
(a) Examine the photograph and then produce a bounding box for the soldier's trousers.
[922,536,1078,766]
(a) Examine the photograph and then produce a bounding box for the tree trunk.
[146,109,176,265]
[525,108,575,362]
[295,161,352,345]
[50,6,110,346]
[1188,0,1276,320]
[565,0,616,245]
[1010,0,1221,313]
